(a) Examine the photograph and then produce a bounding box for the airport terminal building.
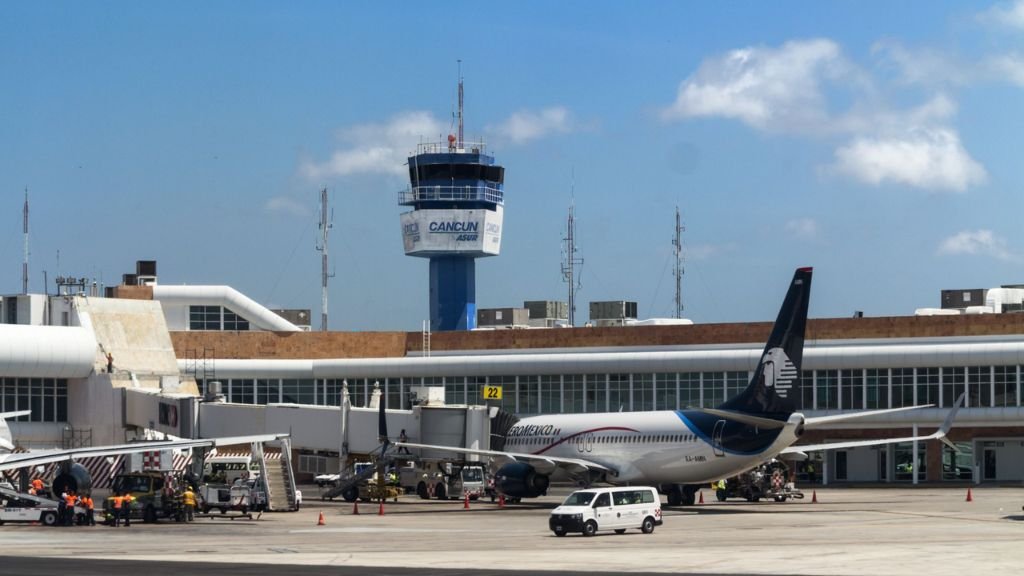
[3,276,1024,486]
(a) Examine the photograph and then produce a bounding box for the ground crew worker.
[31,477,44,494]
[121,492,134,527]
[82,495,95,526]
[57,490,68,526]
[63,490,79,525]
[182,486,196,522]
[110,493,124,527]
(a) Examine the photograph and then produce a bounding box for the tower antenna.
[22,188,29,294]
[561,182,583,326]
[316,188,335,331]
[457,60,464,148]
[673,205,685,318]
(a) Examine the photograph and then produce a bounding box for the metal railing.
[398,184,503,205]
[415,141,487,155]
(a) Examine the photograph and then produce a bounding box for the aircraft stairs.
[320,454,396,501]
[254,438,300,512]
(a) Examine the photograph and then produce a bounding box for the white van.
[549,486,662,537]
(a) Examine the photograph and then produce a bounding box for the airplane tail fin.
[0,410,31,452]
[718,267,812,420]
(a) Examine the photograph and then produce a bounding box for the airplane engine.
[51,463,93,497]
[495,462,549,498]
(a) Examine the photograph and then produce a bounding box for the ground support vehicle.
[401,461,486,501]
[198,478,267,516]
[103,471,186,524]
[715,461,803,503]
[549,486,662,537]
[0,482,62,526]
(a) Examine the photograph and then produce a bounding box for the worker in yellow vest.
[182,487,196,522]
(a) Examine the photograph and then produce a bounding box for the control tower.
[399,80,505,331]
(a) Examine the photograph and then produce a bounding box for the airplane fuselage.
[504,410,802,485]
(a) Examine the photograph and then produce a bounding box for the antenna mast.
[673,206,685,318]
[457,60,464,148]
[316,188,334,331]
[561,195,583,326]
[22,188,29,294]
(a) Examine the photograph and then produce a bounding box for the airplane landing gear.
[663,484,697,506]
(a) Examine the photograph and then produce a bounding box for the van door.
[592,492,614,529]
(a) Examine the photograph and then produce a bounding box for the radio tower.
[673,206,685,318]
[561,197,583,326]
[22,188,29,294]
[316,188,334,331]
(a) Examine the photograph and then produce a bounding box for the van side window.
[614,492,630,506]
[593,493,610,507]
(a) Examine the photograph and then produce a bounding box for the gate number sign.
[483,385,503,400]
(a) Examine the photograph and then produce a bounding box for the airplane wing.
[0,434,289,473]
[782,394,963,455]
[803,404,936,428]
[394,442,616,477]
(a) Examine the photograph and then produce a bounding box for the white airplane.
[0,409,287,495]
[397,267,963,505]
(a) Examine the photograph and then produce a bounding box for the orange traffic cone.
[698,491,704,504]
[966,488,973,502]
[378,501,385,516]
[498,494,505,508]
[464,493,470,509]
[811,490,818,503]
[352,500,360,515]
[317,510,325,526]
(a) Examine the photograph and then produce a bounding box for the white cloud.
[871,41,970,88]
[988,53,1024,86]
[832,128,986,192]
[490,106,573,144]
[661,39,850,133]
[265,196,309,217]
[663,38,987,192]
[785,218,820,240]
[938,229,1018,261]
[979,1,1024,29]
[300,111,445,181]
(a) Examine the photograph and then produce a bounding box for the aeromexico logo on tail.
[762,347,798,399]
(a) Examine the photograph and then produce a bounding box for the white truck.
[400,461,486,501]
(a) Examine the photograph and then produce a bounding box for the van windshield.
[562,491,596,506]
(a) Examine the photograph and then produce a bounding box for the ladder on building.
[253,438,300,512]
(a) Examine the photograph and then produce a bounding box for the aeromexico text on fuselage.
[506,410,782,457]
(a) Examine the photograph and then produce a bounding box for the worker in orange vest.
[31,477,44,495]
[63,491,78,526]
[121,492,134,527]
[109,493,124,527]
[82,495,95,526]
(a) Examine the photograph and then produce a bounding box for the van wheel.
[553,527,567,537]
[641,516,656,534]
[582,520,598,537]
[614,529,626,534]
[41,511,58,526]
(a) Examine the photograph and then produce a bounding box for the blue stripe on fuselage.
[674,410,781,456]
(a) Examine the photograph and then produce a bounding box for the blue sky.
[3,1,1024,330]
